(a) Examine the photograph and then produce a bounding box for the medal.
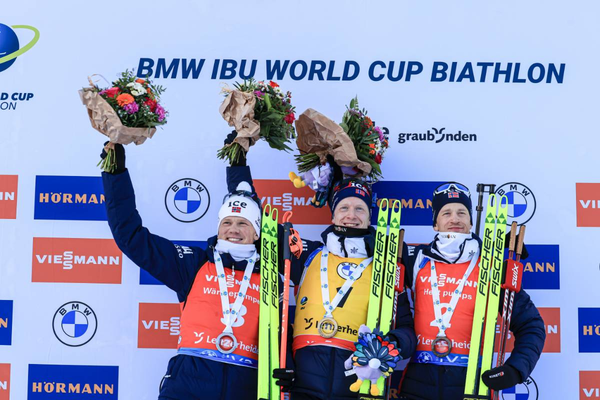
[216,332,238,354]
[317,316,338,338]
[432,335,452,357]
[213,250,257,355]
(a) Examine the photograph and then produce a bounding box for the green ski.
[258,205,280,400]
[359,198,402,398]
[478,195,508,397]
[463,194,508,399]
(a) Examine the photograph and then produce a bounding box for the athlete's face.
[332,197,371,229]
[434,203,472,234]
[218,216,258,244]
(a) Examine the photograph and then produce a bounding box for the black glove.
[224,130,246,167]
[101,142,126,174]
[272,368,295,392]
[481,364,521,391]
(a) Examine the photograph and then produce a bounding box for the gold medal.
[317,316,338,338]
[432,335,452,358]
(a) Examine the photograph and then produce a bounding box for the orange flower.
[369,143,376,148]
[136,78,146,84]
[269,80,279,88]
[363,116,373,128]
[369,150,376,155]
[116,93,135,107]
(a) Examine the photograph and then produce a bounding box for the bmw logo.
[337,262,362,280]
[501,376,538,400]
[165,178,211,223]
[496,182,536,225]
[52,301,97,347]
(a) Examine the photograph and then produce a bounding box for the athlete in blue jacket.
[101,143,267,400]
[398,183,545,400]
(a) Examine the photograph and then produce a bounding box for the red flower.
[104,87,120,98]
[284,113,295,124]
[375,154,382,164]
[269,80,279,88]
[135,78,146,84]
[145,98,157,112]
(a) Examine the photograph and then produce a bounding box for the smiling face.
[434,203,472,234]
[332,197,371,229]
[218,216,259,244]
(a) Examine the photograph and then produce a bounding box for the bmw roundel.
[495,182,536,226]
[165,178,211,223]
[52,301,97,347]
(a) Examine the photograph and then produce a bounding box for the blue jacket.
[103,167,261,400]
[398,240,546,400]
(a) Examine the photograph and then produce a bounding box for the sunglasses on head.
[434,182,471,198]
[222,190,257,204]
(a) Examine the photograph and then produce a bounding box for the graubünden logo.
[138,303,181,349]
[165,178,210,223]
[0,175,17,219]
[32,238,122,284]
[52,302,97,347]
[398,127,477,144]
[576,183,600,227]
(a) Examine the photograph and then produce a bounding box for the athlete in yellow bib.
[272,178,417,400]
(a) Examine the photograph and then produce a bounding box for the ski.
[464,194,498,399]
[478,195,508,397]
[257,204,280,400]
[359,198,402,399]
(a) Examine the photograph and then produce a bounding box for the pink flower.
[123,102,139,114]
[155,104,166,122]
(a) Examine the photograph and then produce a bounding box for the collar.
[321,225,375,258]
[422,232,482,264]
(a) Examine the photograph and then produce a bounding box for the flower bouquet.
[294,97,388,182]
[218,79,296,164]
[79,69,168,173]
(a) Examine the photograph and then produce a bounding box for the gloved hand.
[481,364,521,391]
[224,130,246,167]
[272,368,295,392]
[100,142,126,174]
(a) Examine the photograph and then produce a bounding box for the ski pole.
[279,211,302,400]
[475,184,495,237]
[496,222,518,365]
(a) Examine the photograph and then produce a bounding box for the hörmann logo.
[580,308,600,353]
[138,303,181,349]
[497,307,561,353]
[580,371,600,399]
[32,238,122,284]
[518,244,560,290]
[0,301,13,346]
[34,176,106,221]
[0,175,17,219]
[254,180,332,225]
[398,127,477,144]
[0,364,9,400]
[576,183,600,227]
[28,364,118,398]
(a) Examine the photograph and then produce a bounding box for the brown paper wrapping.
[295,108,371,176]
[79,88,156,145]
[219,90,260,152]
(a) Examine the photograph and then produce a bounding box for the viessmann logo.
[34,176,106,221]
[576,183,600,227]
[0,364,9,400]
[32,238,122,284]
[580,371,600,399]
[0,175,17,219]
[254,180,332,225]
[28,364,118,398]
[138,303,181,349]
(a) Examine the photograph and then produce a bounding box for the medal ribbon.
[320,247,372,318]
[214,250,257,334]
[430,253,479,337]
